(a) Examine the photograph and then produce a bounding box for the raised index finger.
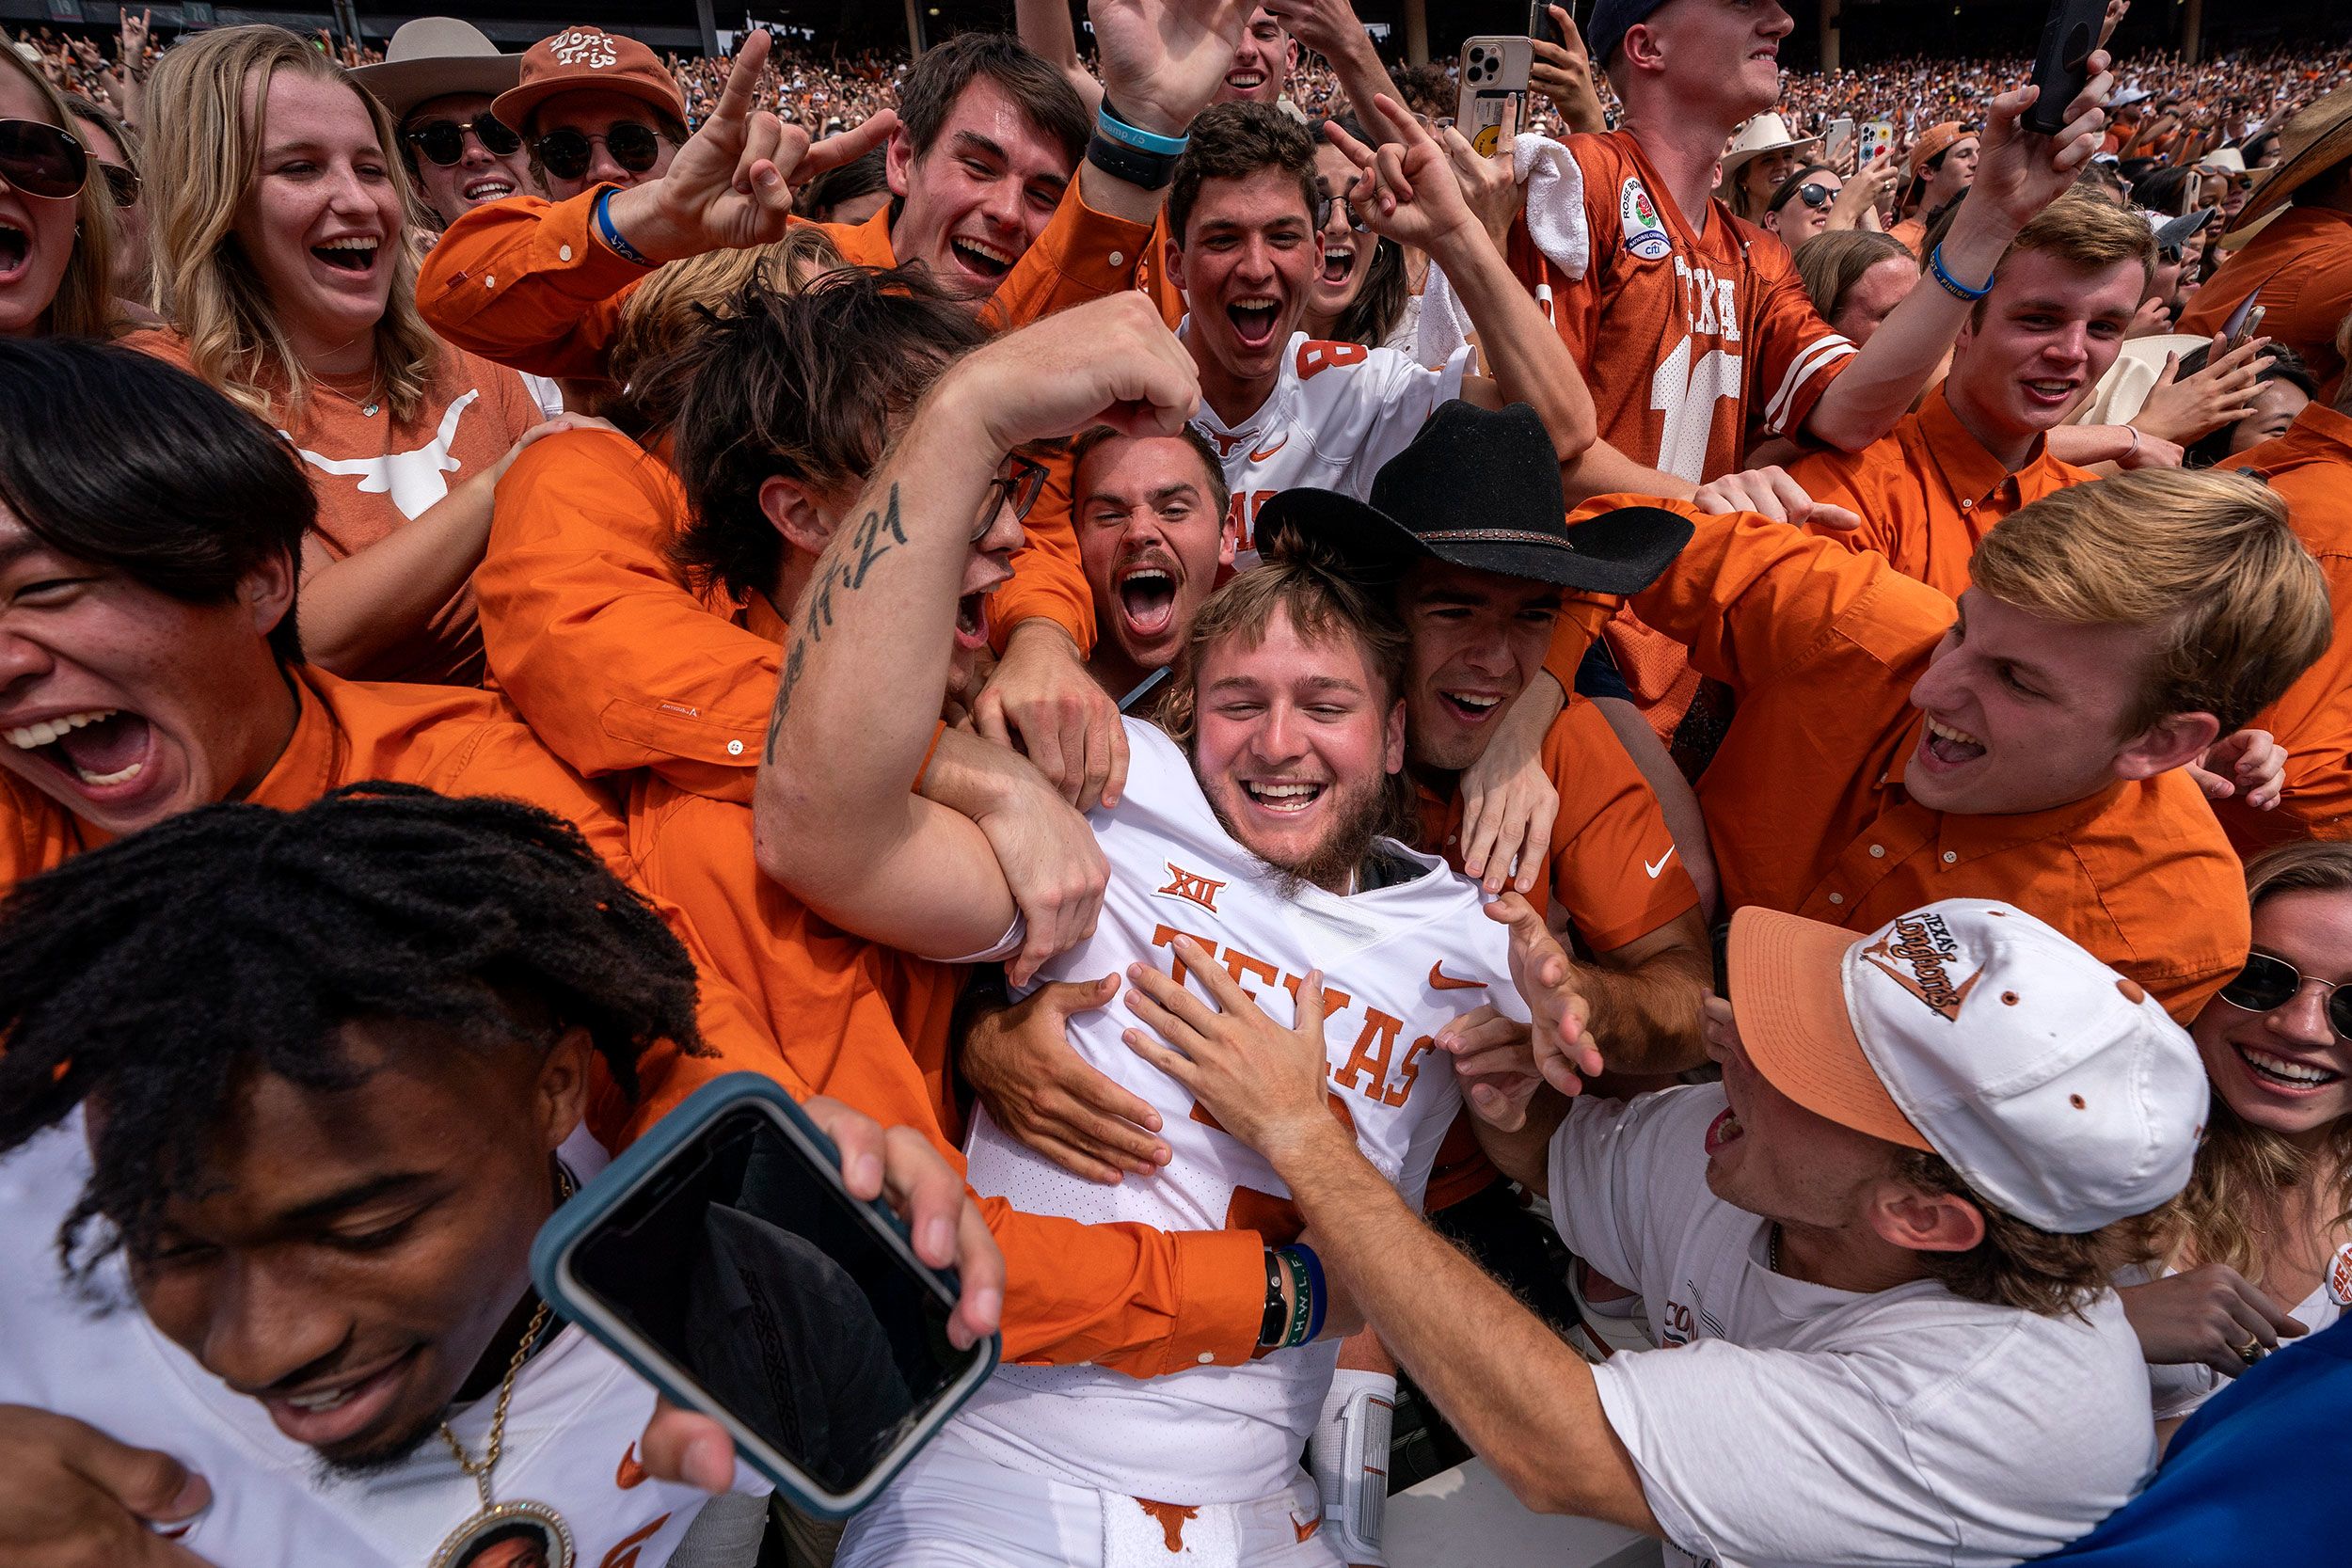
[713,27,772,124]
[1322,114,1376,172]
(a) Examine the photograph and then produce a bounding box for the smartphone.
[1823,115,1857,166]
[1456,35,1534,157]
[2026,0,2108,135]
[1527,0,1563,48]
[2225,302,2267,353]
[532,1074,998,1518]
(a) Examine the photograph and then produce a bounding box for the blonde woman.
[139,25,593,686]
[0,40,117,337]
[2123,840,2352,1438]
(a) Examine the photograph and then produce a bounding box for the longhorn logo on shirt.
[288,388,480,520]
[1204,429,1252,460]
[549,27,619,68]
[1155,861,1225,913]
[1860,912,1982,1022]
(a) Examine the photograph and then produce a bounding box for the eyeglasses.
[1790,181,1839,210]
[1314,192,1370,233]
[2217,951,2352,1041]
[0,118,88,200]
[532,121,664,182]
[404,114,522,167]
[977,455,1047,539]
[96,161,139,207]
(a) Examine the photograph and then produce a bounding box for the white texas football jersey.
[953,719,1525,1505]
[0,1120,734,1568]
[1183,325,1472,563]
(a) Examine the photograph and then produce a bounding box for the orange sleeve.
[1604,493,1951,696]
[977,175,1162,335]
[984,1199,1265,1374]
[416,187,648,381]
[1540,594,1613,698]
[1542,701,1700,951]
[478,427,772,803]
[989,439,1096,657]
[1785,446,1894,558]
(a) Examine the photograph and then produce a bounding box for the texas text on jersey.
[952,720,1526,1507]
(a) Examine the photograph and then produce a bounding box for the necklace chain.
[439,1164,574,1503]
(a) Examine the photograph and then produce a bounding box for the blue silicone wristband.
[595,186,656,268]
[1291,1243,1328,1343]
[1928,240,1994,303]
[1095,101,1190,157]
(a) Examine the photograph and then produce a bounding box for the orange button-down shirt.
[0,665,796,1148]
[620,594,1263,1374]
[1790,384,2095,600]
[1599,495,2249,1021]
[2215,403,2352,852]
[2176,208,2352,404]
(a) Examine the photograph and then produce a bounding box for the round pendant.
[428,1498,575,1568]
[360,402,380,417]
[2327,1240,2352,1307]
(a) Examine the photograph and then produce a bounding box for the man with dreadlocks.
[0,785,996,1568]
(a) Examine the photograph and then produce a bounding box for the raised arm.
[754,294,1200,956]
[1263,0,1404,135]
[1015,0,1105,113]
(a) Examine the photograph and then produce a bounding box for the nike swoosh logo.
[1248,433,1289,462]
[616,1443,649,1490]
[1645,847,1677,879]
[1430,962,1487,991]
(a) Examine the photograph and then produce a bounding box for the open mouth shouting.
[1240,776,1327,816]
[1438,689,1503,726]
[1704,1105,1745,1156]
[1915,715,1986,771]
[5,707,158,797]
[0,219,29,285]
[1317,244,1358,289]
[954,589,993,652]
[311,234,381,277]
[948,233,1016,283]
[1115,557,1182,643]
[1224,68,1268,97]
[1227,294,1283,352]
[460,173,517,204]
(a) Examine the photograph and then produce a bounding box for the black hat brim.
[1256,489,1693,598]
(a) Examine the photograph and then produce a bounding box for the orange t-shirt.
[624,755,1263,1376]
[2176,208,2352,404]
[2214,403,2352,852]
[131,329,540,686]
[1414,695,1705,1212]
[0,664,794,1149]
[1602,494,2249,1021]
[1789,384,2094,600]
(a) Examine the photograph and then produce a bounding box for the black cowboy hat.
[1252,401,1692,596]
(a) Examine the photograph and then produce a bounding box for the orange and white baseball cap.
[492,25,686,135]
[1726,899,2207,1234]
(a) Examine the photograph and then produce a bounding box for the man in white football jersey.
[0,788,999,1568]
[1166,99,1673,556]
[755,293,1687,1564]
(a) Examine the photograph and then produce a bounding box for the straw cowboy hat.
[2226,84,2352,235]
[350,18,520,121]
[1720,111,1820,181]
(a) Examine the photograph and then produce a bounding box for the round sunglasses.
[1314,192,1371,233]
[0,118,89,201]
[404,114,522,167]
[1788,181,1839,211]
[2217,951,2352,1041]
[532,121,663,183]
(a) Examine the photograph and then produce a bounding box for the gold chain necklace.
[426,1163,581,1567]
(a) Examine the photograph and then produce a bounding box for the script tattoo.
[763,483,906,763]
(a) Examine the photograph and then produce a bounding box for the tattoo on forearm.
[761,483,906,764]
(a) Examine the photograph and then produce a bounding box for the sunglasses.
[0,118,88,200]
[1314,192,1371,233]
[1790,181,1839,210]
[2218,951,2352,1041]
[96,161,139,208]
[405,114,522,166]
[532,121,663,182]
[976,455,1047,540]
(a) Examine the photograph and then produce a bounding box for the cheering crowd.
[3,0,2352,1563]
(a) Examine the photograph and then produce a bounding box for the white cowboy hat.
[2227,84,2352,235]
[1719,111,1820,181]
[350,18,521,123]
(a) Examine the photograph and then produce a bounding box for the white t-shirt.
[0,1119,730,1568]
[953,718,1521,1505]
[1548,1085,2158,1568]
[1183,325,1472,562]
[2141,1268,2342,1421]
